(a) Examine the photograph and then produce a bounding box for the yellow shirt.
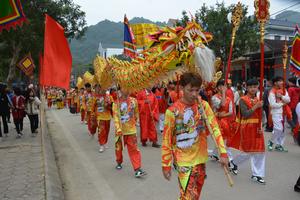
[162,99,227,170]
[112,97,139,135]
[91,94,113,121]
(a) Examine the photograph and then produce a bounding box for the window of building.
[274,35,281,40]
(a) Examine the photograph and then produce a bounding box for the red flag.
[290,26,300,77]
[42,14,72,90]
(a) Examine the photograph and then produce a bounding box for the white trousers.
[158,114,165,132]
[272,114,284,131]
[271,128,286,146]
[233,152,266,177]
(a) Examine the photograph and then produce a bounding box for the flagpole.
[225,2,243,84]
[282,38,288,94]
[259,22,265,101]
[255,0,270,131]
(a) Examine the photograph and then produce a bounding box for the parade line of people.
[41,73,300,199]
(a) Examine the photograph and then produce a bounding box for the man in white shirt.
[267,76,290,152]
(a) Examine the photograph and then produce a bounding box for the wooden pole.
[225,2,243,84]
[197,99,234,187]
[255,0,270,131]
[282,38,288,95]
[259,22,265,101]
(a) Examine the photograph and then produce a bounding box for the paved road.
[0,118,45,200]
[47,108,300,200]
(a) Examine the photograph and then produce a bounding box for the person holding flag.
[228,79,266,184]
[267,77,290,152]
[210,80,235,161]
[136,88,160,147]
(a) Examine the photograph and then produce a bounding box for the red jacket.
[136,89,159,121]
[228,95,265,152]
[12,95,26,119]
[154,88,167,114]
[288,87,300,110]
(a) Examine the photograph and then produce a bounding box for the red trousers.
[140,114,157,143]
[115,134,141,171]
[80,109,85,122]
[178,164,206,200]
[98,120,110,145]
[88,114,97,135]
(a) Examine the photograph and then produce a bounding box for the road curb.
[41,100,65,200]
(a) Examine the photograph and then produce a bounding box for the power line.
[270,1,300,17]
[274,4,300,19]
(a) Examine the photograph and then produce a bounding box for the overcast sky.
[72,0,299,25]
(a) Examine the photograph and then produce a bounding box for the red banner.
[42,14,72,90]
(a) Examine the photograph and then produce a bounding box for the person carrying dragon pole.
[161,73,229,200]
[136,88,160,147]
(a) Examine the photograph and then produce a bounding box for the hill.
[70,17,166,67]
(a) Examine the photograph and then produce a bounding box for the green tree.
[0,0,87,85]
[178,2,259,67]
[176,11,190,27]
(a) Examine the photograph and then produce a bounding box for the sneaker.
[229,161,238,175]
[274,145,288,152]
[105,145,109,149]
[116,164,122,170]
[152,143,161,148]
[16,134,22,139]
[135,169,147,178]
[99,146,105,153]
[142,142,147,147]
[264,128,273,132]
[267,140,273,151]
[294,184,300,193]
[251,176,266,185]
[209,154,219,161]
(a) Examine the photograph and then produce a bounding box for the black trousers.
[28,114,39,133]
[0,115,8,135]
[14,118,24,134]
[297,175,300,186]
[6,111,10,122]
[0,118,2,137]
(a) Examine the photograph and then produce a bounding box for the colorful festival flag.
[130,23,159,48]
[123,15,137,58]
[42,14,72,90]
[290,26,300,77]
[0,0,27,32]
[17,53,35,76]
